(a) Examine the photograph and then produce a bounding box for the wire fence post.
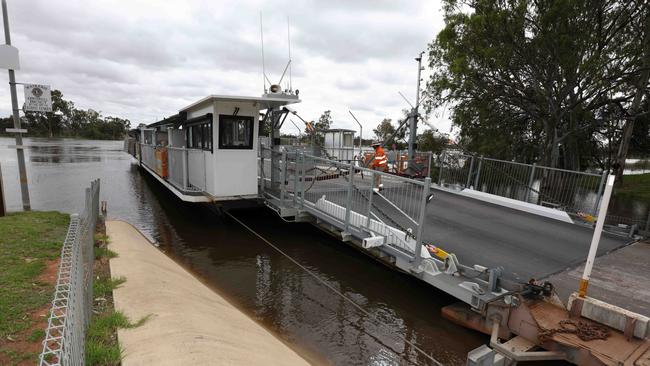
[465,155,475,189]
[593,171,608,215]
[365,171,375,228]
[526,163,537,202]
[280,150,287,203]
[345,160,354,231]
[414,177,431,266]
[474,155,483,190]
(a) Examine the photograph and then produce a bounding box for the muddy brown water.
[1,137,491,365]
[3,138,606,365]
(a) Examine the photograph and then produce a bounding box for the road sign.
[23,84,52,112]
[5,128,27,133]
[0,44,19,70]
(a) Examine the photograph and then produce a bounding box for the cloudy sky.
[0,0,452,137]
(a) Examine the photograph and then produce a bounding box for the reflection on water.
[0,137,487,365]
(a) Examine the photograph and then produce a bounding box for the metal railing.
[261,146,431,261]
[139,143,205,193]
[438,151,607,216]
[39,179,100,366]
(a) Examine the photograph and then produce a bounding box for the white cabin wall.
[212,101,259,197]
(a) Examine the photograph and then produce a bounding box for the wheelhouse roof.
[180,94,301,112]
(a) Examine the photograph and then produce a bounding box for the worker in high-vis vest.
[370,141,388,192]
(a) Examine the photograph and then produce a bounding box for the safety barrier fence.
[39,179,100,366]
[259,146,431,260]
[437,151,607,217]
[138,143,206,193]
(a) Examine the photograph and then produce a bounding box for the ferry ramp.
[294,171,630,284]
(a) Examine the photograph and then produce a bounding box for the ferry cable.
[224,210,444,366]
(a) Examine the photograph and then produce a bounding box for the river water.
[0,137,489,365]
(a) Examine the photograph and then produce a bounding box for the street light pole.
[408,52,424,161]
[2,0,30,210]
[348,110,363,158]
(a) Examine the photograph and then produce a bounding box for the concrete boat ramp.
[106,220,310,366]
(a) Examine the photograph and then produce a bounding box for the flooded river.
[1,137,488,365]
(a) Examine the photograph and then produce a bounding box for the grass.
[95,247,118,259]
[617,172,650,200]
[86,310,149,366]
[93,276,126,299]
[0,211,69,338]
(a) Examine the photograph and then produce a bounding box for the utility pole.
[407,52,424,161]
[2,0,30,210]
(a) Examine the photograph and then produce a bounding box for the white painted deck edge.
[434,186,574,224]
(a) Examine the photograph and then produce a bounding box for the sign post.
[2,0,30,210]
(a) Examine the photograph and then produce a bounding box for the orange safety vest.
[372,146,388,169]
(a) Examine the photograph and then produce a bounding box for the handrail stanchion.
[526,163,536,202]
[292,152,298,206]
[365,171,375,228]
[300,153,306,209]
[280,150,287,203]
[474,155,483,190]
[593,171,607,216]
[414,177,431,266]
[438,151,444,186]
[345,160,354,231]
[466,155,475,189]
[182,148,188,190]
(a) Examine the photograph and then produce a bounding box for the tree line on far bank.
[0,90,130,140]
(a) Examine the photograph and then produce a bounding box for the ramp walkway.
[106,220,310,366]
[424,189,631,283]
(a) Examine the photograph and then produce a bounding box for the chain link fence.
[39,179,100,366]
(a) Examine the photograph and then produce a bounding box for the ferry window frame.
[218,115,254,150]
[185,120,213,152]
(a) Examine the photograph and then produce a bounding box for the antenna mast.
[287,17,292,92]
[260,13,267,93]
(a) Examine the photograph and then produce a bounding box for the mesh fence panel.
[39,179,100,366]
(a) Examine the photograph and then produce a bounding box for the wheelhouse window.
[219,115,253,149]
[186,121,212,151]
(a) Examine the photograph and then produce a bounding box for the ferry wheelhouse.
[127,93,299,202]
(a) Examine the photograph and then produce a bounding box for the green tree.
[426,0,648,172]
[373,118,406,145]
[417,129,447,154]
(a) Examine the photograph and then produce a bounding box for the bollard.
[579,174,615,298]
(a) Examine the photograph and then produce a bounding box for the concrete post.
[345,161,354,231]
[474,156,484,190]
[579,174,615,298]
[414,177,431,266]
[466,155,475,189]
[526,163,537,202]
